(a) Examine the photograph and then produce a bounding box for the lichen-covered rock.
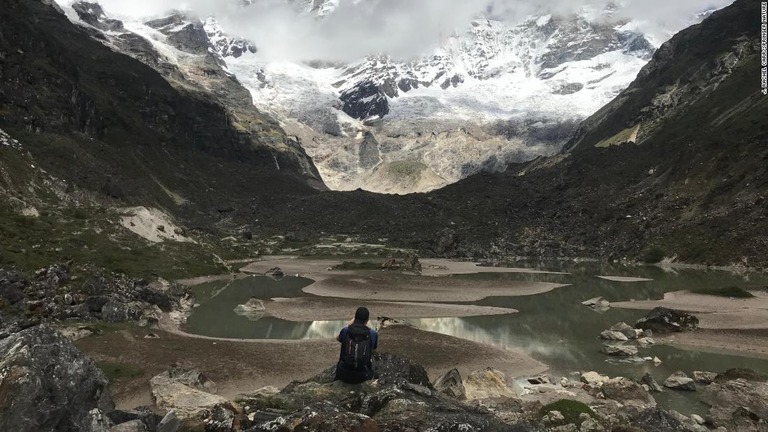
[0,325,114,431]
[150,369,230,421]
[464,368,516,400]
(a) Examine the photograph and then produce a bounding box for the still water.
[185,263,768,414]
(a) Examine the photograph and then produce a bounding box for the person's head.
[354,306,370,324]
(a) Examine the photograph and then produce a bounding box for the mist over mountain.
[66,0,732,62]
[51,0,741,195]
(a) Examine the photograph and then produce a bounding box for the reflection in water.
[186,266,768,414]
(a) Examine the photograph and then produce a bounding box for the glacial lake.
[185,262,768,414]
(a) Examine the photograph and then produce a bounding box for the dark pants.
[335,361,374,384]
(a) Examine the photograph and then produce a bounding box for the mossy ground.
[539,399,596,425]
[98,361,145,383]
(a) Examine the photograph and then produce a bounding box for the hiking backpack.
[342,324,372,369]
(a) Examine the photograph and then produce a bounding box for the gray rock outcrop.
[601,377,656,409]
[602,344,639,357]
[701,375,768,429]
[0,325,114,431]
[433,368,466,400]
[663,371,696,391]
[149,369,232,423]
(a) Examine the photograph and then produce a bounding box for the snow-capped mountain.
[55,0,715,194]
[216,3,658,192]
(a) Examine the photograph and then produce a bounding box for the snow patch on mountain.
[0,129,22,150]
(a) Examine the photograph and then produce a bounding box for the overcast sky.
[62,0,735,61]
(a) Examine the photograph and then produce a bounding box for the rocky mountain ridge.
[210,1,707,193]
[239,0,767,267]
[1,0,764,273]
[54,0,717,195]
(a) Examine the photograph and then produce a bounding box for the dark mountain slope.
[0,0,764,272]
[0,0,321,213]
[251,0,767,267]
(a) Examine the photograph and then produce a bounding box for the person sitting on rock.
[335,306,378,384]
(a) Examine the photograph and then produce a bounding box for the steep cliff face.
[564,0,760,152]
[0,0,323,215]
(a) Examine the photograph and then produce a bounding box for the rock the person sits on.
[335,307,378,384]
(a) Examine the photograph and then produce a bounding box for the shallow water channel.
[185,263,768,414]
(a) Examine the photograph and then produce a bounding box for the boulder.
[150,369,230,420]
[634,307,698,334]
[0,325,114,431]
[234,298,266,321]
[637,337,655,347]
[631,408,684,432]
[580,371,610,387]
[433,368,466,400]
[610,322,638,340]
[373,353,433,388]
[463,368,516,400]
[600,330,629,341]
[602,344,639,357]
[601,377,656,409]
[641,373,664,393]
[663,371,696,391]
[692,371,717,385]
[106,408,162,431]
[156,411,182,432]
[701,378,768,428]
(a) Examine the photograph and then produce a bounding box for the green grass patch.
[331,261,382,270]
[595,126,638,148]
[690,286,755,298]
[98,361,145,382]
[539,399,596,426]
[387,161,428,178]
[0,204,227,279]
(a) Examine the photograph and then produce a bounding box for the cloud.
[61,0,736,62]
